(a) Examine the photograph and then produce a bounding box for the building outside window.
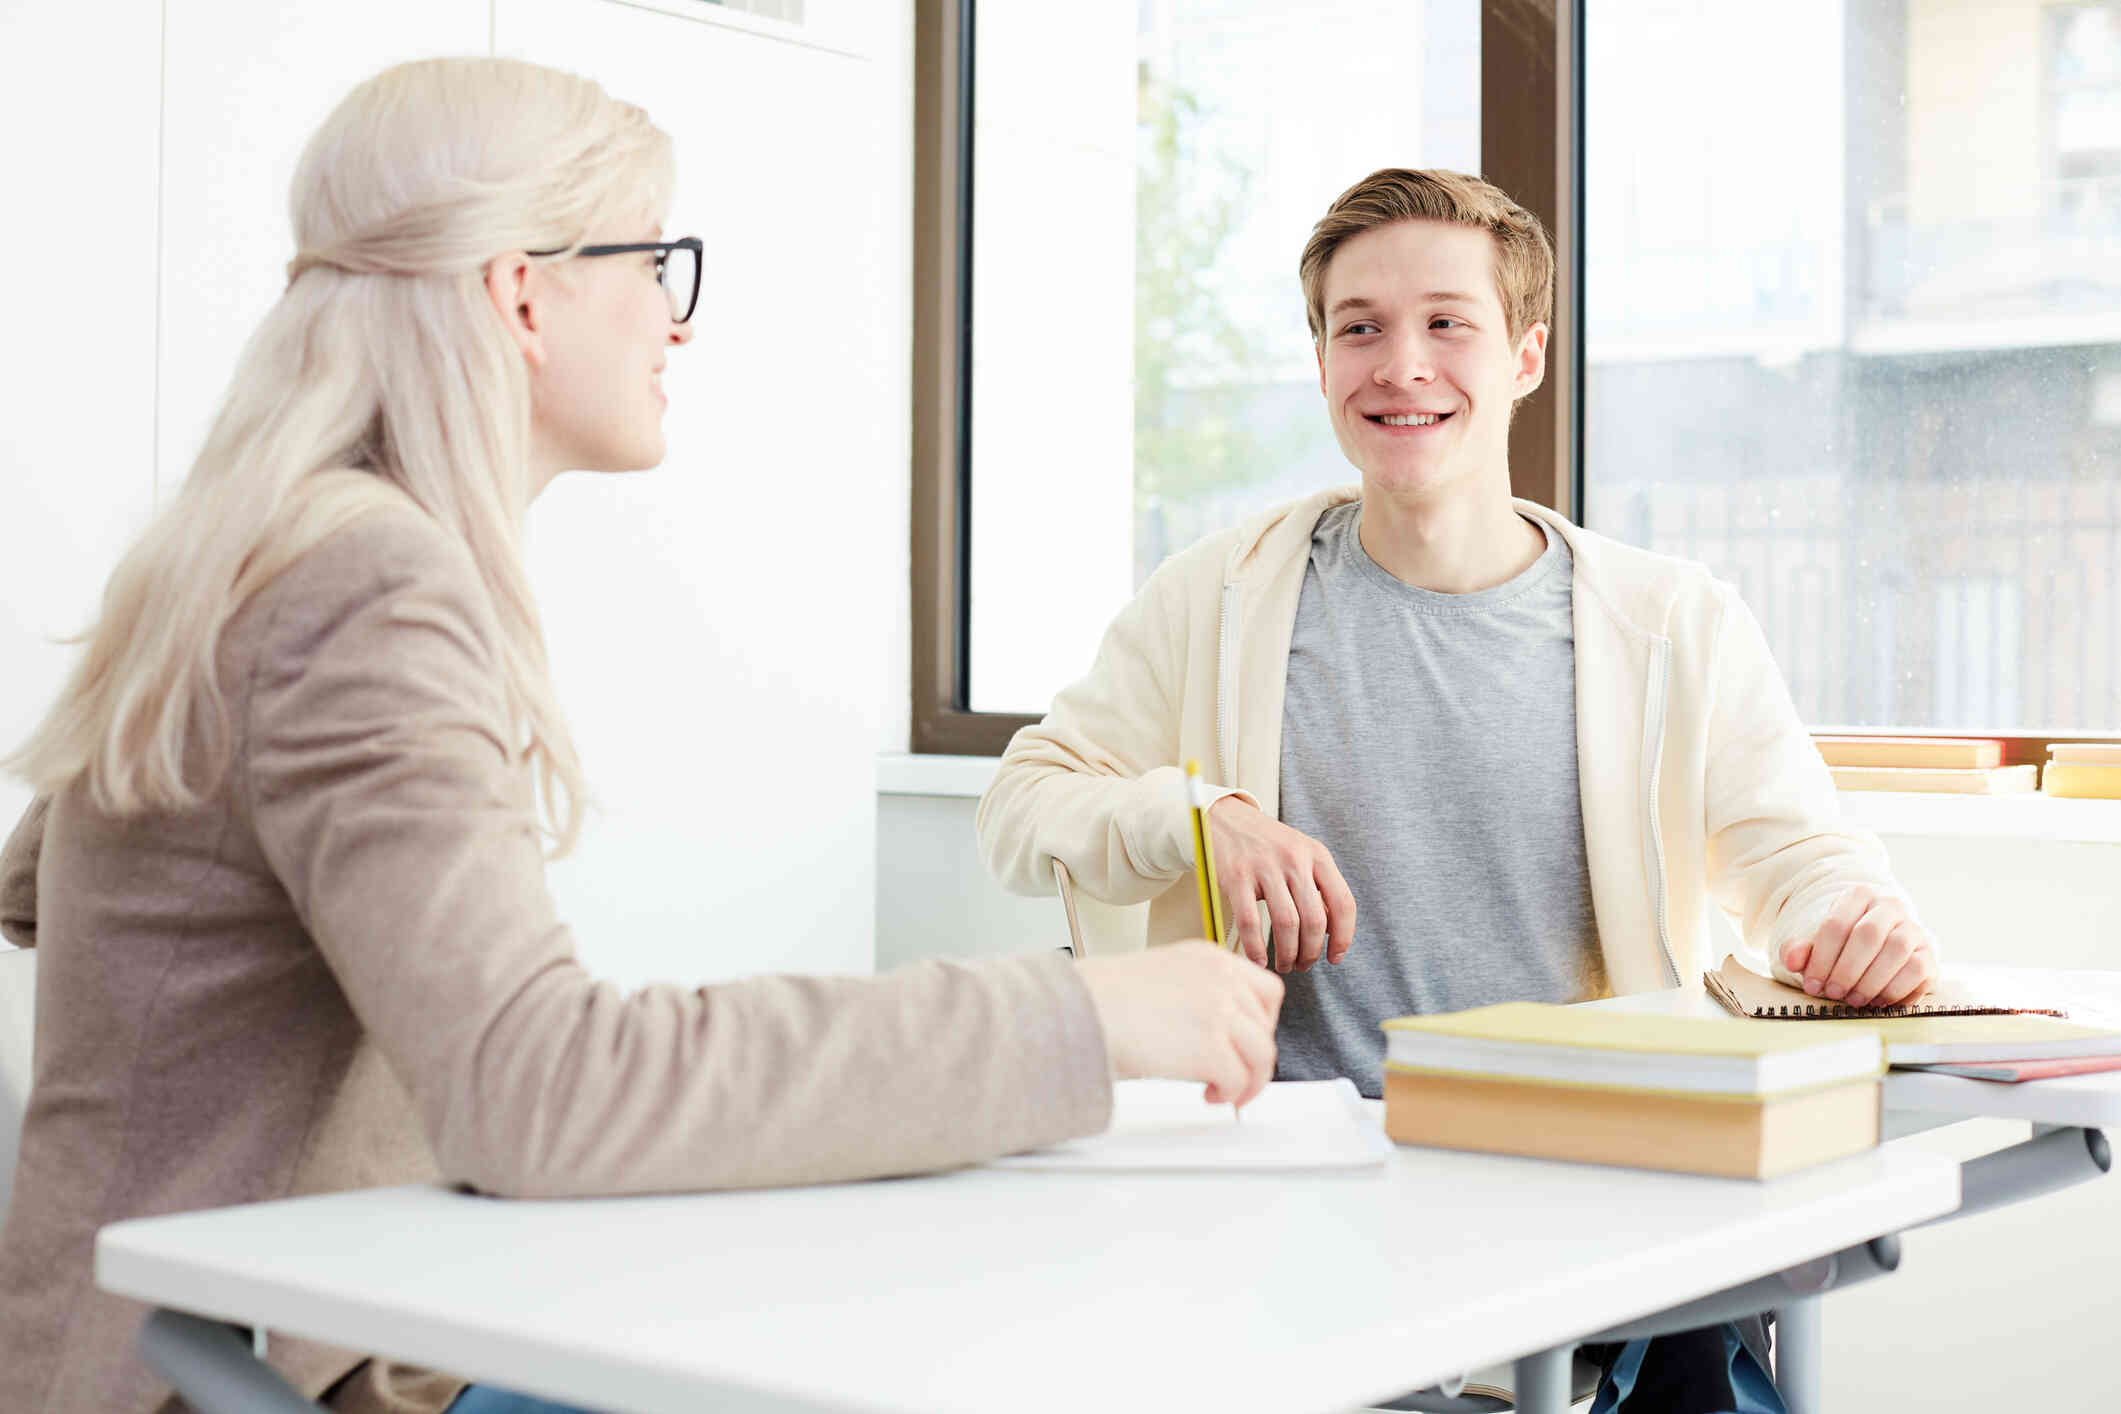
[1585,0,2121,732]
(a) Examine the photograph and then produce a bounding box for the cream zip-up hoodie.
[979,487,1909,997]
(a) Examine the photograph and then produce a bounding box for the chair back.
[0,946,36,1226]
[1050,859,1149,957]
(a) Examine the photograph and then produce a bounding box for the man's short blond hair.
[1299,168,1554,345]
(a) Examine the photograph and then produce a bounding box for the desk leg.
[1774,1296,1822,1414]
[1512,1345,1573,1414]
[138,1309,323,1413]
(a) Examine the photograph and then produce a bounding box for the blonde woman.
[0,56,1281,1414]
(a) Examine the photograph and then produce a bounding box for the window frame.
[910,0,2100,764]
[910,0,1582,755]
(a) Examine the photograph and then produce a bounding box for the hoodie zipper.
[1216,583,1241,787]
[1642,638,1680,987]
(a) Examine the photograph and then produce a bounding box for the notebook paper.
[989,1078,1391,1172]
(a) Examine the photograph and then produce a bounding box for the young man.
[983,166,1933,1411]
[979,168,1936,1093]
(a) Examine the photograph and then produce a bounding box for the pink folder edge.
[1903,1054,2121,1082]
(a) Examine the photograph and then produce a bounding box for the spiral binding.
[1764,1001,2015,1018]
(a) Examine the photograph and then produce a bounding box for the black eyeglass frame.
[529,237,704,323]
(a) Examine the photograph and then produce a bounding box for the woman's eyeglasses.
[532,237,703,323]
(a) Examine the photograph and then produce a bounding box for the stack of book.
[1813,735,2033,794]
[1380,1004,1883,1179]
[2042,742,2121,799]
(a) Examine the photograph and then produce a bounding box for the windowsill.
[879,752,2121,844]
[876,754,1002,799]
[1836,790,2121,845]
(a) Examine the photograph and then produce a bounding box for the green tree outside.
[1133,71,1266,511]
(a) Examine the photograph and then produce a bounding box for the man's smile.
[1363,410,1455,428]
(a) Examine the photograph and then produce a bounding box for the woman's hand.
[1077,942,1284,1108]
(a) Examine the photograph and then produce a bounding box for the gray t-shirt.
[1275,503,1604,1097]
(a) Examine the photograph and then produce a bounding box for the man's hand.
[1780,886,1937,1009]
[1077,943,1285,1108]
[1205,796,1357,974]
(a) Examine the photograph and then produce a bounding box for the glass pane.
[665,244,699,321]
[1583,0,2121,732]
[968,0,1480,714]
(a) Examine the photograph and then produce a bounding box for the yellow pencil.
[1184,760,1229,949]
[1185,760,1244,1122]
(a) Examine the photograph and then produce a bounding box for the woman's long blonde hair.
[7,56,672,856]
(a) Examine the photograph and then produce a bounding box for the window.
[919,0,2121,757]
[1582,0,2121,736]
[913,0,1575,750]
[2052,3,2121,186]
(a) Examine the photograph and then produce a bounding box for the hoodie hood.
[1219,485,1364,586]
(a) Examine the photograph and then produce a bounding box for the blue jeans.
[1584,1318,1785,1414]
[447,1386,601,1414]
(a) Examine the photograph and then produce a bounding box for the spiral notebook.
[1706,954,2069,1019]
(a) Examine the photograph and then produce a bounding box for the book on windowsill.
[1828,764,2037,794]
[2042,762,2121,799]
[1705,955,2121,1064]
[2047,742,2121,766]
[1380,1003,1883,1180]
[1814,735,2004,769]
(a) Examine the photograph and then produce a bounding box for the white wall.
[1811,833,2121,1412]
[156,2,492,502]
[1,0,914,992]
[499,0,910,988]
[0,1,164,834]
[876,783,2121,1413]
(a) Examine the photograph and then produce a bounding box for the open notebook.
[1706,954,2070,1019]
[1704,954,2121,1064]
[989,1078,1392,1172]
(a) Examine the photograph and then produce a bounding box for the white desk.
[1588,977,2121,1410]
[98,1127,1957,1414]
